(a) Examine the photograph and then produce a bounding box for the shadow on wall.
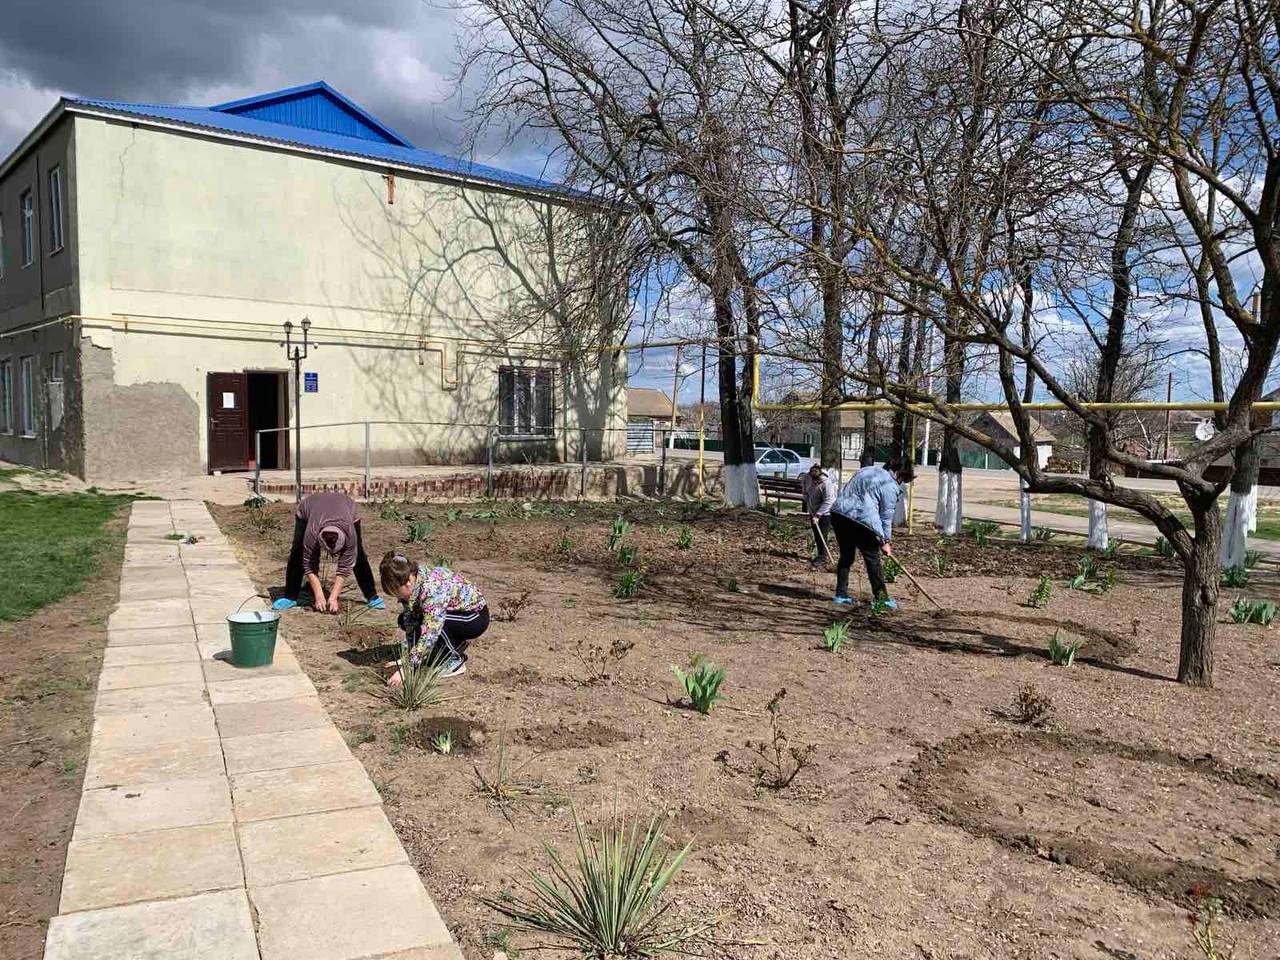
[335,176,634,466]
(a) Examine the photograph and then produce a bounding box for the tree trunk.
[1220,438,1260,569]
[819,263,844,475]
[861,293,883,466]
[935,329,965,534]
[1178,500,1221,687]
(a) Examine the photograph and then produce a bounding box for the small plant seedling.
[1028,574,1052,608]
[1154,536,1177,558]
[405,520,433,543]
[1220,565,1250,588]
[554,528,574,557]
[1188,886,1232,960]
[968,520,999,546]
[1099,540,1120,560]
[1047,628,1082,666]
[617,543,640,567]
[1011,683,1054,726]
[931,555,947,577]
[1098,568,1118,593]
[869,595,894,616]
[749,688,817,789]
[821,620,849,653]
[574,636,635,682]
[243,495,279,533]
[1069,555,1099,591]
[381,659,446,712]
[473,729,537,817]
[675,525,694,550]
[482,930,517,956]
[614,569,644,599]
[1244,549,1262,570]
[344,723,376,747]
[429,730,455,755]
[606,515,632,553]
[672,655,727,714]
[1228,597,1278,625]
[1031,526,1056,541]
[164,532,185,540]
[379,501,405,521]
[495,589,532,622]
[717,576,740,593]
[480,810,699,958]
[881,555,903,584]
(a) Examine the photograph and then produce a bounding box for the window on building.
[20,191,34,267]
[50,351,64,382]
[19,356,36,436]
[0,360,12,434]
[498,367,554,437]
[48,166,65,252]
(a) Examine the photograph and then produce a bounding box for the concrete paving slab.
[250,865,452,960]
[74,778,232,841]
[107,624,198,647]
[119,575,192,602]
[238,807,407,887]
[206,673,316,705]
[222,725,351,775]
[107,597,192,632]
[195,622,230,647]
[84,739,225,789]
[123,546,181,564]
[231,760,379,822]
[60,822,243,913]
[43,889,258,960]
[97,664,206,693]
[95,682,209,715]
[373,946,467,960]
[91,705,218,752]
[191,597,267,625]
[102,643,200,668]
[202,650,302,683]
[213,695,329,738]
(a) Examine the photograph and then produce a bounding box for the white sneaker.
[438,655,467,678]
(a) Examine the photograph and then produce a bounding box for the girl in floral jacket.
[379,551,489,681]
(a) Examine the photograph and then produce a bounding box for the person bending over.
[272,491,383,613]
[801,463,838,565]
[829,455,913,607]
[380,551,489,681]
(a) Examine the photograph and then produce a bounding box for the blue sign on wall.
[304,372,318,393]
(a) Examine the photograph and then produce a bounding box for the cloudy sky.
[0,0,555,174]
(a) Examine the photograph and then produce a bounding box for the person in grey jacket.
[829,456,913,606]
[800,463,838,564]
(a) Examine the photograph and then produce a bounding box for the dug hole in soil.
[211,500,1280,959]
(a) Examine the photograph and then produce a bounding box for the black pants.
[284,518,378,602]
[830,513,888,600]
[406,606,490,668]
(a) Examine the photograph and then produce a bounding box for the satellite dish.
[1194,419,1216,441]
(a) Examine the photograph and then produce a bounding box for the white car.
[754,445,816,478]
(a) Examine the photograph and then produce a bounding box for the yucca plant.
[429,730,455,755]
[481,811,702,959]
[1244,549,1262,570]
[1220,565,1250,588]
[1047,628,1082,666]
[1031,526,1056,541]
[1100,540,1121,560]
[607,516,633,553]
[674,526,694,550]
[617,543,641,567]
[1028,574,1052,608]
[968,520,999,546]
[931,555,947,577]
[473,728,537,812]
[381,658,446,711]
[1069,555,1098,591]
[1228,597,1278,625]
[615,569,644,599]
[405,520,433,543]
[821,621,849,653]
[1154,536,1176,558]
[671,656,726,714]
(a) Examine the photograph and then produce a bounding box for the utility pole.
[668,345,682,449]
[1163,371,1173,460]
[281,317,315,503]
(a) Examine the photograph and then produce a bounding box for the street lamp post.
[281,318,315,503]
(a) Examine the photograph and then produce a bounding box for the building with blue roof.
[0,82,626,479]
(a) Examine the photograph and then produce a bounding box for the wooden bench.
[758,475,805,510]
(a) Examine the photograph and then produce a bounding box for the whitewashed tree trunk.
[724,462,760,509]
[894,484,907,527]
[1087,499,1109,550]
[935,470,963,535]
[1019,479,1032,543]
[1219,485,1256,569]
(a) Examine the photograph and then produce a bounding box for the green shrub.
[405,520,433,543]
[614,569,644,599]
[379,500,405,521]
[1100,540,1120,560]
[675,526,694,550]
[1069,555,1098,590]
[481,812,698,958]
[821,621,849,653]
[1244,549,1262,570]
[1047,628,1082,666]
[1154,536,1176,558]
[671,656,726,714]
[1028,574,1052,608]
[968,520,999,546]
[1228,598,1278,625]
[1031,526,1056,541]
[1221,566,1250,588]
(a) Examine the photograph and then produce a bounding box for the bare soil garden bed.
[212,499,1280,959]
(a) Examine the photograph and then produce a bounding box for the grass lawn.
[0,490,140,620]
[979,493,1280,541]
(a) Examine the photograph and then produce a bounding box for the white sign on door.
[222,392,235,409]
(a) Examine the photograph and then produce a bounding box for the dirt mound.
[408,716,488,752]
[905,731,1280,917]
[513,720,632,751]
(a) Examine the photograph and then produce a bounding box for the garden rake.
[889,555,943,610]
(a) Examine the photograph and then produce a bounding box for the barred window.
[497,367,553,436]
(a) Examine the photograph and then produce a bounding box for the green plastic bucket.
[228,610,280,668]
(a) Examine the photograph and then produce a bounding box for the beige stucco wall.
[72,116,627,478]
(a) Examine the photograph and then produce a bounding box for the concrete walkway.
[44,500,461,960]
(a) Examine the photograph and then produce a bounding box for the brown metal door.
[207,373,251,472]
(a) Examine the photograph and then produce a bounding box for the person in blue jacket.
[829,455,914,606]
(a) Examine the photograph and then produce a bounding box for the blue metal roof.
[63,82,587,201]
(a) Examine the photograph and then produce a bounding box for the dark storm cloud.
[0,0,547,173]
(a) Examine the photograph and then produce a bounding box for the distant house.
[626,387,677,451]
[962,412,1055,468]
